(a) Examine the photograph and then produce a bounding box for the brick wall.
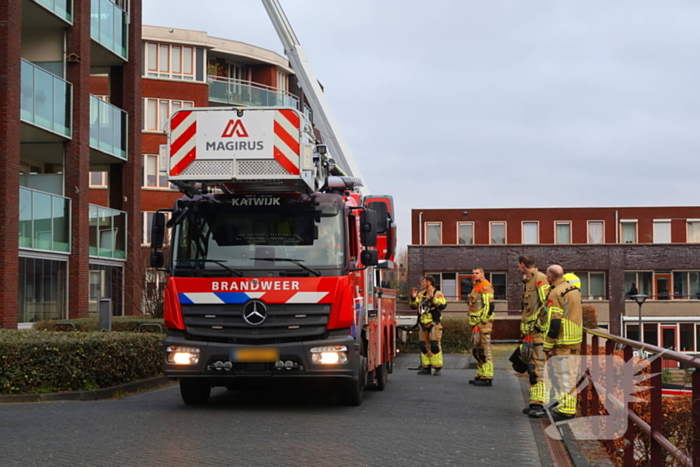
[0,0,22,328]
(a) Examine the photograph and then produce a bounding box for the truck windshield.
[171,194,345,275]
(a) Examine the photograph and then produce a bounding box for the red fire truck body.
[151,107,397,405]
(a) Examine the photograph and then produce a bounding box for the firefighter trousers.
[527,339,547,406]
[419,323,443,369]
[473,330,493,380]
[547,344,581,416]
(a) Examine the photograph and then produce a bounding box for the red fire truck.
[149,106,397,405]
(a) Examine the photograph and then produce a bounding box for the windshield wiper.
[251,257,321,277]
[177,259,242,277]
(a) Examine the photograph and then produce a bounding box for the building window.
[688,220,700,243]
[587,221,604,244]
[555,221,571,244]
[442,273,456,300]
[425,223,442,245]
[457,222,473,245]
[672,271,700,300]
[620,220,637,243]
[89,172,108,188]
[653,220,671,244]
[89,263,124,316]
[427,271,506,300]
[143,211,171,245]
[277,69,287,91]
[489,272,507,300]
[522,221,538,244]
[143,154,174,189]
[19,256,68,323]
[144,42,196,81]
[574,271,606,299]
[490,222,506,244]
[143,98,194,132]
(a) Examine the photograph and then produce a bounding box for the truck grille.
[181,303,330,344]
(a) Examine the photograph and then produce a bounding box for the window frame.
[144,42,197,81]
[89,171,108,188]
[143,98,194,133]
[489,221,506,245]
[653,219,672,244]
[687,219,700,243]
[142,154,176,190]
[587,220,605,244]
[424,222,442,245]
[456,222,474,245]
[554,221,571,244]
[522,221,539,244]
[619,219,638,244]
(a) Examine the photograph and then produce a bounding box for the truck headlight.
[166,346,200,365]
[310,345,348,365]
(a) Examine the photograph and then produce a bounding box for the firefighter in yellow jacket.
[410,275,447,376]
[518,255,550,415]
[531,264,583,421]
[468,268,495,386]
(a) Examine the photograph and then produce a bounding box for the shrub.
[397,317,473,354]
[0,330,163,395]
[33,317,166,333]
[583,305,598,329]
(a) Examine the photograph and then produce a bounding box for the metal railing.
[89,95,127,160]
[581,328,700,466]
[90,0,128,59]
[20,59,72,137]
[207,76,300,109]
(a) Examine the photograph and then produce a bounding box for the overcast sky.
[144,0,700,249]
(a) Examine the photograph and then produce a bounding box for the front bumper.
[162,333,358,381]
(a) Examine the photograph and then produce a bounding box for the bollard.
[99,298,112,331]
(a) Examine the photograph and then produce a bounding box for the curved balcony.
[19,187,71,253]
[208,76,299,109]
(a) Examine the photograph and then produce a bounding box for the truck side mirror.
[368,201,388,233]
[360,209,377,247]
[361,249,378,267]
[150,251,164,268]
[151,212,167,249]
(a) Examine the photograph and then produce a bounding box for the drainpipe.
[615,210,619,244]
[418,212,424,245]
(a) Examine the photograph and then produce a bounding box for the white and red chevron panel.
[167,107,304,180]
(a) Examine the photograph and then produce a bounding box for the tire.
[340,346,367,406]
[180,378,211,405]
[374,362,388,391]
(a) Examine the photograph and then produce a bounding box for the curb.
[0,376,174,404]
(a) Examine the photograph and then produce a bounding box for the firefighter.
[468,268,495,386]
[410,275,447,376]
[518,255,550,416]
[530,264,583,421]
[563,272,581,289]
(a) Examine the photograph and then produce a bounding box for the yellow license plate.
[231,347,279,363]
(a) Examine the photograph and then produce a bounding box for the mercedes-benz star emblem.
[243,300,267,326]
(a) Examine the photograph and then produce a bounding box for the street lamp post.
[633,294,648,342]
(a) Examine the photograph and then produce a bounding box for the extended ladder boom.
[262,0,368,194]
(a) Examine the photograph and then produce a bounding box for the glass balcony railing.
[34,0,72,23]
[90,0,128,60]
[89,204,126,259]
[19,187,71,253]
[90,95,127,160]
[20,59,72,137]
[208,76,300,109]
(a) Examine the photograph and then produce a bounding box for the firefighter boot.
[417,365,432,375]
[468,376,481,385]
[473,379,492,387]
[528,405,546,418]
[523,404,539,415]
[433,367,442,376]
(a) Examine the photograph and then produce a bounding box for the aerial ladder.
[261,0,368,195]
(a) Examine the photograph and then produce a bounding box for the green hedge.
[0,330,163,395]
[33,317,166,333]
[397,317,473,354]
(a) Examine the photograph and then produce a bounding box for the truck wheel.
[340,354,367,406]
[180,379,211,405]
[374,362,388,391]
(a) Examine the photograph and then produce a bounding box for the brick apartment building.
[0,0,305,329]
[1,0,142,329]
[408,207,700,356]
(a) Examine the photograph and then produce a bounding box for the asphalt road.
[0,353,546,467]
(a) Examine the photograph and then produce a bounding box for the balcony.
[90,95,127,162]
[90,0,128,63]
[19,187,71,253]
[20,59,72,138]
[208,76,300,109]
[89,205,126,259]
[32,0,72,23]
